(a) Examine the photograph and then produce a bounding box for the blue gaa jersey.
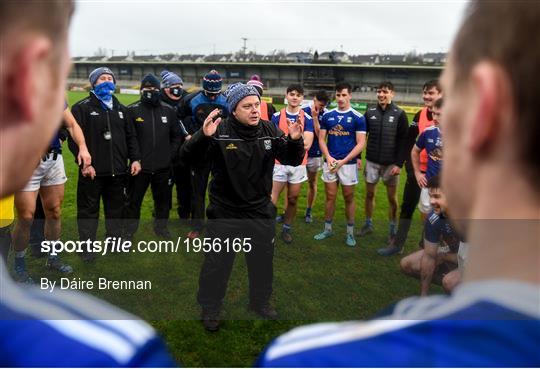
[48,133,62,153]
[302,104,327,158]
[425,211,461,253]
[0,260,176,367]
[320,108,366,164]
[271,109,314,134]
[415,125,442,179]
[257,280,540,367]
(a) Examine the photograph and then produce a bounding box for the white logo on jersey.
[90,111,99,116]
[161,116,168,123]
[347,117,352,123]
[264,139,272,150]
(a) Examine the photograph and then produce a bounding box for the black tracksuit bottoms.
[0,226,11,263]
[126,169,171,235]
[395,163,422,246]
[77,173,127,241]
[190,163,212,232]
[173,163,192,220]
[197,202,277,311]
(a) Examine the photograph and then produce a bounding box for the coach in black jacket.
[125,74,182,238]
[71,67,141,261]
[159,70,192,222]
[180,83,304,331]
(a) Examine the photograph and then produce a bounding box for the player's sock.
[305,207,312,217]
[347,223,354,236]
[282,223,291,233]
[324,220,332,232]
[14,250,26,270]
[389,221,397,236]
[365,218,372,227]
[47,240,60,261]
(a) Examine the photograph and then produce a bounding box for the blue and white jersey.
[302,103,327,158]
[425,211,461,253]
[0,260,176,367]
[415,125,442,180]
[257,280,540,367]
[271,109,314,133]
[320,108,366,164]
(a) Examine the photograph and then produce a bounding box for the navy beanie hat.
[202,70,223,93]
[160,70,183,88]
[224,82,260,112]
[140,74,160,90]
[89,67,116,87]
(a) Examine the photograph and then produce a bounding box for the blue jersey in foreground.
[320,108,366,164]
[257,280,540,367]
[0,261,176,367]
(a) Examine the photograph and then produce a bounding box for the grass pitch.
[19,91,438,367]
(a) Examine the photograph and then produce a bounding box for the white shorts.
[364,160,399,186]
[321,162,358,186]
[418,187,432,214]
[273,164,308,184]
[21,153,67,192]
[306,156,323,173]
[457,242,469,273]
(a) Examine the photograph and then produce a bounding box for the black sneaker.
[357,223,374,237]
[249,303,278,320]
[30,243,46,258]
[377,237,404,256]
[154,228,171,238]
[46,256,73,273]
[201,309,220,332]
[377,244,404,256]
[14,266,34,284]
[80,251,96,263]
[280,230,293,244]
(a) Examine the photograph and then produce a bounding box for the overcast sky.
[69,0,470,57]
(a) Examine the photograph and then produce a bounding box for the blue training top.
[257,280,540,367]
[425,210,461,253]
[0,260,176,367]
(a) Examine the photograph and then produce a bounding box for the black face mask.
[141,90,161,106]
[170,87,183,98]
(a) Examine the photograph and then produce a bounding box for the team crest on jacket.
[161,116,168,123]
[226,143,237,150]
[264,139,272,150]
[118,111,124,119]
[135,117,144,123]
